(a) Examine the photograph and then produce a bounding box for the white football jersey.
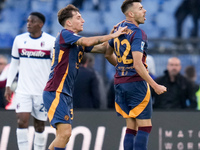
[9,32,55,95]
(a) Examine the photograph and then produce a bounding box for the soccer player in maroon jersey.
[105,0,167,149]
[43,4,127,150]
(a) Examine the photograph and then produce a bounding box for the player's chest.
[19,39,50,50]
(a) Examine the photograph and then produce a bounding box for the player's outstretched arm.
[75,26,127,47]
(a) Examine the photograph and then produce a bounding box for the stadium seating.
[0,33,14,48]
[0,0,192,42]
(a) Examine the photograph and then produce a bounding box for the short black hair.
[30,12,46,24]
[57,4,79,27]
[121,0,141,14]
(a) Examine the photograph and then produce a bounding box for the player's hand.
[111,26,127,38]
[110,20,125,34]
[154,84,167,95]
[4,86,13,102]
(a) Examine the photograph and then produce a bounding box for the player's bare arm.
[91,41,117,66]
[4,87,12,102]
[132,51,167,95]
[75,26,127,47]
[90,42,107,53]
[104,44,117,66]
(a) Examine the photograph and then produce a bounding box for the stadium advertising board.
[0,110,200,150]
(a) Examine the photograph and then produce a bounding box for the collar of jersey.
[125,20,135,24]
[29,32,43,39]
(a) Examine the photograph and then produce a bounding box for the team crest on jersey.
[141,41,145,51]
[64,115,70,121]
[41,41,45,47]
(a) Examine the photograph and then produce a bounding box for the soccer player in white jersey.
[4,12,55,150]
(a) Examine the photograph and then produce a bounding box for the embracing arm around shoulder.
[132,51,167,95]
[90,41,117,66]
[75,26,127,47]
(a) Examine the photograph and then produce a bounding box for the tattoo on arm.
[97,37,103,44]
[77,39,83,45]
[77,37,105,46]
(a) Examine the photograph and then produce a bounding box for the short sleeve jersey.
[44,29,93,97]
[109,21,148,84]
[11,32,55,95]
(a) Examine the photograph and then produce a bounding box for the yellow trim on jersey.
[57,63,69,92]
[58,50,64,63]
[129,83,150,118]
[48,91,61,122]
[48,63,69,121]
[51,48,55,66]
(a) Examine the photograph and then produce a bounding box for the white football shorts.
[15,93,47,121]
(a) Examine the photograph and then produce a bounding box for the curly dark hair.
[57,4,79,27]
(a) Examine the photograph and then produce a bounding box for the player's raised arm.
[75,26,127,47]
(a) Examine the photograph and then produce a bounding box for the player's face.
[167,58,181,77]
[132,3,146,25]
[70,11,85,33]
[27,15,43,34]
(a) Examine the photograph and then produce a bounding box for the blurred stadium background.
[0,0,200,84]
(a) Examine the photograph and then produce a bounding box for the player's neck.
[65,26,79,34]
[29,31,42,38]
[126,18,139,27]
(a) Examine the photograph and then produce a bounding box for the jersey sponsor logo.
[19,48,50,59]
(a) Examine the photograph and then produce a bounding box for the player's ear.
[66,19,72,27]
[128,11,134,18]
[39,22,44,28]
